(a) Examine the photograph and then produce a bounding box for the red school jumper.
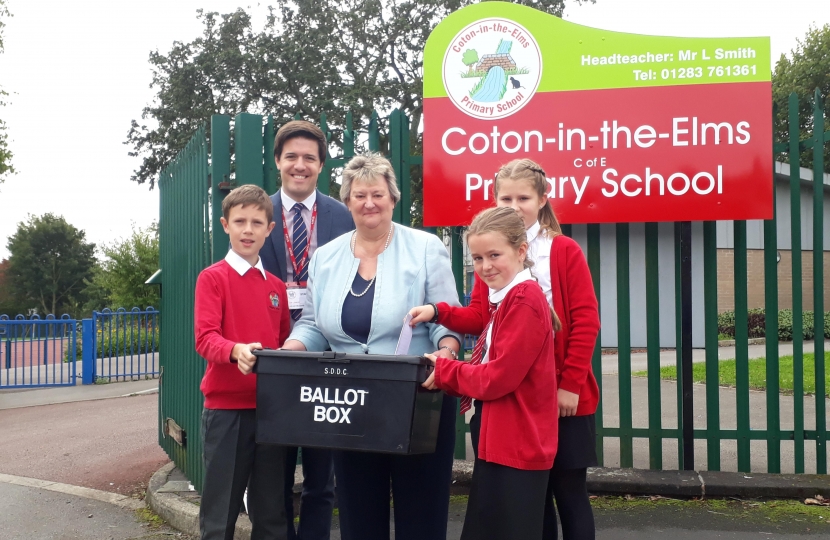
[194,260,290,409]
[434,281,558,470]
[447,234,600,417]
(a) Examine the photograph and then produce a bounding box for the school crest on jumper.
[442,18,542,120]
[269,292,280,309]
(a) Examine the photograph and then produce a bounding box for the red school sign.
[422,2,773,226]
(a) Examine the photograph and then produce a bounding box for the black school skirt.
[552,414,598,472]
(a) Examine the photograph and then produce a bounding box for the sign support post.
[679,221,695,470]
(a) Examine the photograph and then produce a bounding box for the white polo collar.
[489,268,535,304]
[225,249,267,280]
[281,189,317,212]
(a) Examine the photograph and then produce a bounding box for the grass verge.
[632,352,829,397]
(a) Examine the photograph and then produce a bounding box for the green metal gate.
[158,94,828,491]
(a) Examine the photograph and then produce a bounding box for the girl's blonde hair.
[494,158,562,238]
[467,207,561,331]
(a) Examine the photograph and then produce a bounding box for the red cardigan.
[434,281,558,470]
[194,260,290,409]
[447,234,600,417]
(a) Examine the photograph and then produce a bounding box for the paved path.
[0,386,168,495]
[599,339,830,375]
[0,480,190,540]
[0,378,158,410]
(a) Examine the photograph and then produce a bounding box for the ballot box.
[254,350,443,454]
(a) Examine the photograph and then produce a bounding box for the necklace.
[349,224,394,297]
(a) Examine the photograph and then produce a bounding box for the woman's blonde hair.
[467,207,561,331]
[340,153,401,204]
[494,158,562,238]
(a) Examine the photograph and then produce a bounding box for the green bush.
[747,308,766,338]
[95,326,159,357]
[717,310,736,337]
[65,325,159,362]
[716,308,830,341]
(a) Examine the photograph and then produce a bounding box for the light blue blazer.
[289,225,462,355]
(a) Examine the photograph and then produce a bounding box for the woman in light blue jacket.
[283,153,462,540]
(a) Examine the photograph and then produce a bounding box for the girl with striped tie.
[409,206,559,540]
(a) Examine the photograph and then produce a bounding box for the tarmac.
[0,342,828,539]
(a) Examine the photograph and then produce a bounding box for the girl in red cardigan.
[414,207,558,540]
[495,159,600,540]
[414,159,601,540]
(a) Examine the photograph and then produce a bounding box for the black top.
[341,273,375,345]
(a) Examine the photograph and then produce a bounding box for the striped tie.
[459,302,497,415]
[291,203,308,321]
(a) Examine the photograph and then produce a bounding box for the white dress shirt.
[280,190,318,283]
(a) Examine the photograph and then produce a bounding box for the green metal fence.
[582,90,828,475]
[157,127,210,490]
[158,93,829,490]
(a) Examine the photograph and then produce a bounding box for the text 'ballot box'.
[254,350,443,454]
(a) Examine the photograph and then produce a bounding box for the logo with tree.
[442,18,542,120]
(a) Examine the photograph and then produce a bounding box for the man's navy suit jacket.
[261,188,355,281]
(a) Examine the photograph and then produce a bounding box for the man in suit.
[260,120,354,540]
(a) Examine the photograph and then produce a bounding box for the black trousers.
[463,402,550,540]
[332,393,457,540]
[200,408,288,540]
[283,446,335,540]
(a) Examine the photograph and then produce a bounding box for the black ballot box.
[253,350,443,454]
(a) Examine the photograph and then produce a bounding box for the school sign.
[423,2,772,226]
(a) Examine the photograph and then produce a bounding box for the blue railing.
[84,307,160,384]
[0,314,77,388]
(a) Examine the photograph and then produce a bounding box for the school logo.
[269,292,280,309]
[442,18,542,120]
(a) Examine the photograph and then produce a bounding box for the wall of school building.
[463,163,830,349]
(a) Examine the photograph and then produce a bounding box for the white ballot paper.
[395,314,414,355]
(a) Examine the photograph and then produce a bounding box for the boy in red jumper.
[194,184,290,540]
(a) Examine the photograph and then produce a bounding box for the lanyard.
[282,202,317,280]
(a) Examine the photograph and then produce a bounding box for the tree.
[126,0,592,223]
[5,214,96,317]
[0,259,28,316]
[772,23,830,172]
[87,225,160,310]
[462,49,480,75]
[0,0,15,184]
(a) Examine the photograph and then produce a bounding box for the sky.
[0,0,828,260]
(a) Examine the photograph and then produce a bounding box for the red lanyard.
[282,202,317,280]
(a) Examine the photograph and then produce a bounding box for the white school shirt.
[224,249,267,279]
[280,189,319,284]
[481,268,535,364]
[526,221,552,306]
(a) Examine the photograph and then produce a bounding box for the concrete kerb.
[146,462,248,539]
[147,460,830,538]
[0,472,145,510]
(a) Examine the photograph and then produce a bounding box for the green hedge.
[65,326,159,361]
[717,309,830,341]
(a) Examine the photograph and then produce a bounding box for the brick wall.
[717,248,830,312]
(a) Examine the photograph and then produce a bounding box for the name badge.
[286,284,307,310]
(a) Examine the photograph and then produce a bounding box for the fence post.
[82,318,95,385]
